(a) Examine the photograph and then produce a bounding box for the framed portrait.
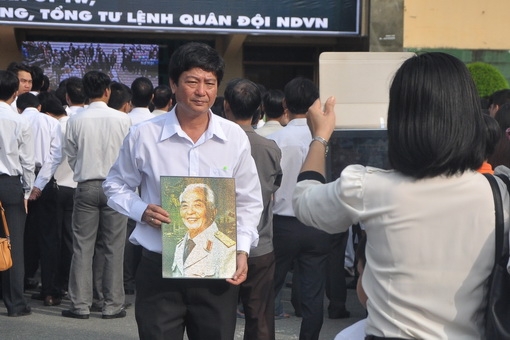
[160,176,237,279]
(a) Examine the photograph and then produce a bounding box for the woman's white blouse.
[293,165,510,339]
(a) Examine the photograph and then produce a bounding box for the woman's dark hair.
[387,52,486,178]
[168,42,225,86]
[483,114,501,159]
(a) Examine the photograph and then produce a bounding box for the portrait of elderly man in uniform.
[171,183,236,278]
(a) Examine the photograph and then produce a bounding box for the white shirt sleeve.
[292,165,366,234]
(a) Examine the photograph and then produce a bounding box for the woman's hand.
[307,96,336,141]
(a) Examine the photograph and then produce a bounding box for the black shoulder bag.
[483,173,510,340]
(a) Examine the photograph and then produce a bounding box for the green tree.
[467,62,509,98]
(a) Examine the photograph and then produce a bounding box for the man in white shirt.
[128,77,155,125]
[7,62,33,112]
[224,78,283,340]
[65,76,86,116]
[151,84,173,115]
[62,71,131,320]
[255,89,288,137]
[44,94,77,301]
[123,76,155,295]
[103,42,262,340]
[267,77,333,340]
[0,70,35,317]
[107,82,132,113]
[17,92,63,307]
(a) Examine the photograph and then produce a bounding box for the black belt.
[142,248,162,263]
[0,174,21,179]
[366,336,410,340]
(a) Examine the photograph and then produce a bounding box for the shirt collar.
[87,101,109,109]
[160,104,228,143]
[21,107,40,115]
[286,117,308,126]
[0,101,15,112]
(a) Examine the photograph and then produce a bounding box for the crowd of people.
[1,42,509,340]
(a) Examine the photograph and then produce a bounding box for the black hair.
[82,70,111,99]
[224,78,261,120]
[168,42,225,86]
[6,62,31,76]
[0,70,19,101]
[494,103,510,131]
[66,77,86,105]
[488,89,510,107]
[211,96,225,117]
[131,77,154,107]
[283,77,319,115]
[152,84,172,109]
[262,89,285,119]
[37,91,66,115]
[483,114,501,159]
[16,92,39,111]
[40,75,50,92]
[30,65,45,92]
[387,52,486,178]
[108,81,132,111]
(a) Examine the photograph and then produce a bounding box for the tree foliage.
[467,62,509,98]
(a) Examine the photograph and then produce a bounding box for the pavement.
[0,277,365,340]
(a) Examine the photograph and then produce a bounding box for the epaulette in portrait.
[214,230,236,248]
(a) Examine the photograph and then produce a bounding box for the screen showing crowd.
[21,41,160,90]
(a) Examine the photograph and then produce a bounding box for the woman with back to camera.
[292,52,510,339]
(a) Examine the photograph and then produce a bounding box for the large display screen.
[21,41,159,89]
[327,129,390,182]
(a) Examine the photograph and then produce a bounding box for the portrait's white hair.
[179,183,216,209]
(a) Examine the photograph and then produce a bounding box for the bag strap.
[0,201,11,243]
[483,174,504,264]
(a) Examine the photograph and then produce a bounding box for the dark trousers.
[56,186,74,292]
[273,215,332,340]
[326,231,350,314]
[0,175,29,314]
[123,218,141,292]
[136,249,239,340]
[239,251,276,340]
[25,178,60,297]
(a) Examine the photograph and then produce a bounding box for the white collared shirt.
[67,105,85,117]
[128,107,155,125]
[267,118,311,216]
[152,109,168,116]
[103,106,262,254]
[65,101,131,182]
[0,101,35,198]
[21,107,63,190]
[255,120,284,137]
[53,116,77,188]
